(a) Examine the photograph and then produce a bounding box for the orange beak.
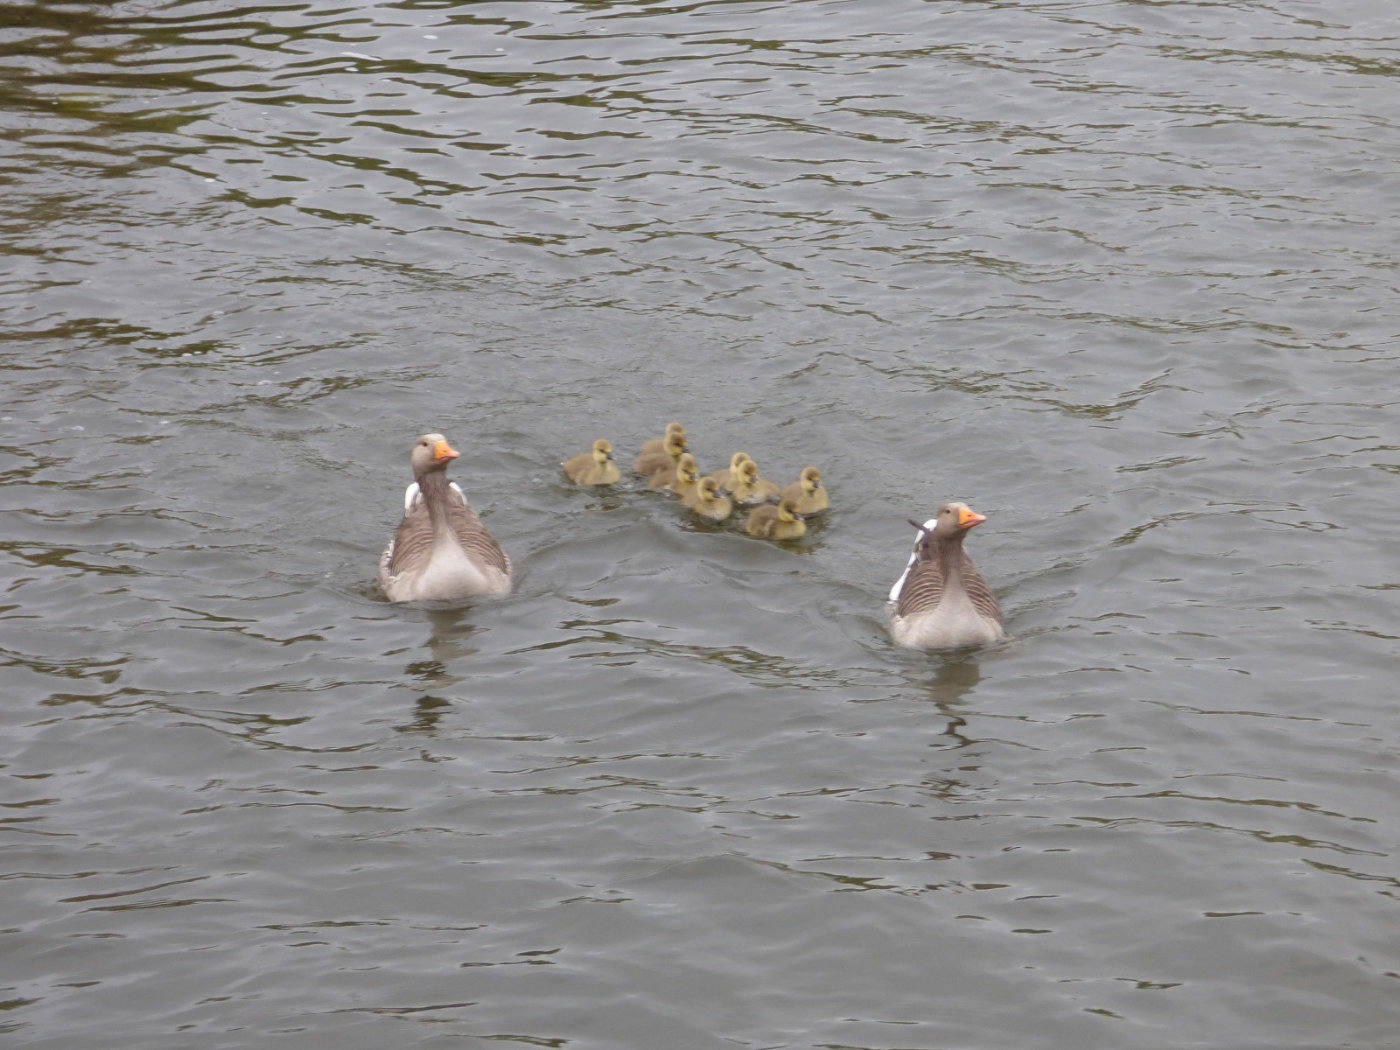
[433,440,460,462]
[957,506,986,529]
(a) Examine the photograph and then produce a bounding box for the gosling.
[745,495,806,540]
[729,458,781,506]
[704,451,751,488]
[639,422,685,458]
[781,466,828,515]
[633,429,686,476]
[562,438,620,486]
[656,451,700,497]
[684,476,734,522]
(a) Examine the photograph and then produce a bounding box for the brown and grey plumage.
[633,430,686,477]
[563,438,620,486]
[781,466,829,516]
[704,451,751,488]
[378,433,512,602]
[639,422,685,458]
[684,476,733,522]
[729,458,781,506]
[661,452,700,498]
[887,502,1002,650]
[744,495,806,540]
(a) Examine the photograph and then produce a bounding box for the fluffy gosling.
[563,438,621,486]
[704,451,751,488]
[745,495,806,540]
[684,476,733,522]
[781,466,828,515]
[729,458,781,506]
[657,451,700,496]
[639,422,685,458]
[633,430,686,476]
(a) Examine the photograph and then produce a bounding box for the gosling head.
[737,459,759,485]
[411,433,459,477]
[777,496,804,523]
[695,476,722,502]
[800,466,822,494]
[675,452,699,483]
[592,438,614,465]
[664,422,686,441]
[664,431,687,457]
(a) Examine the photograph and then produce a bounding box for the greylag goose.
[704,451,751,488]
[378,433,512,602]
[729,458,781,506]
[633,429,686,477]
[639,422,685,458]
[563,438,620,485]
[781,466,829,516]
[887,503,1002,649]
[684,476,733,522]
[744,495,806,540]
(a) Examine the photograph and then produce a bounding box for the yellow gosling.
[684,476,733,522]
[663,452,700,498]
[745,495,806,540]
[729,458,780,506]
[639,422,685,458]
[562,438,621,486]
[781,466,828,515]
[704,451,751,488]
[633,429,686,476]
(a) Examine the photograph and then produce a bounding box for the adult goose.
[887,503,1002,650]
[378,433,512,602]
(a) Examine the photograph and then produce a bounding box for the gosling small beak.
[957,506,986,529]
[434,440,460,462]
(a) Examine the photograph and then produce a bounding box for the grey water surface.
[2,1,1398,1047]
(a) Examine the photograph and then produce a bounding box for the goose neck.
[416,469,454,525]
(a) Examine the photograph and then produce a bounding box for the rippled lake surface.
[3,1,1398,1046]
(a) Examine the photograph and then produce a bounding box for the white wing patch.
[888,549,917,604]
[887,519,935,604]
[402,481,468,515]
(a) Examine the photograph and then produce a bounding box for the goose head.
[908,502,985,551]
[411,433,460,478]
